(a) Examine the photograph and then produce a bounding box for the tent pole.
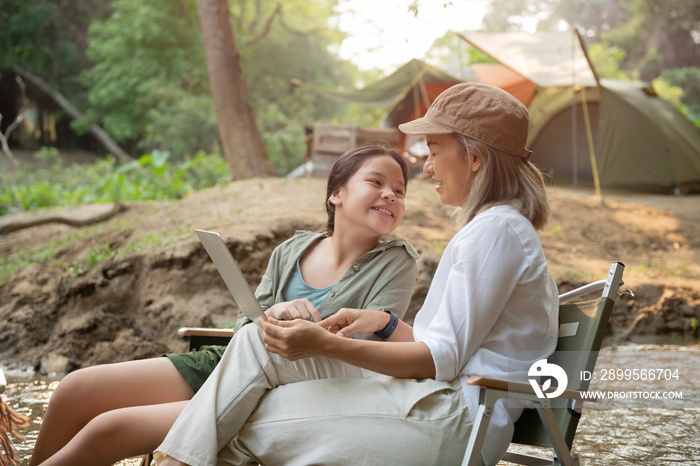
[572,88,578,190]
[574,28,602,87]
[417,77,432,115]
[580,86,602,202]
[571,30,578,190]
[373,64,431,126]
[574,27,603,202]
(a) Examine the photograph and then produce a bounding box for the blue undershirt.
[282,258,335,309]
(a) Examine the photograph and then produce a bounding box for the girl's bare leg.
[29,357,194,465]
[158,456,189,466]
[39,400,190,466]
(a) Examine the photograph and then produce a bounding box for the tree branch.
[247,0,263,34]
[239,2,320,48]
[246,4,282,47]
[0,114,23,212]
[0,76,27,212]
[0,114,20,172]
[277,7,320,37]
[10,67,134,163]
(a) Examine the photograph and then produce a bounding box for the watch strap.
[375,309,398,340]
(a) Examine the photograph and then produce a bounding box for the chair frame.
[178,327,234,351]
[462,261,625,466]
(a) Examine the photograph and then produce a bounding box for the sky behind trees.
[337,0,488,71]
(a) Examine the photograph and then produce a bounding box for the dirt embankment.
[0,178,698,373]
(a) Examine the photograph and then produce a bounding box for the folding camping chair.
[463,261,625,466]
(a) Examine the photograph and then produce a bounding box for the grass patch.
[66,240,114,277]
[0,230,92,283]
[115,227,190,258]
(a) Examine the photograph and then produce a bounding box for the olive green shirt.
[234,230,419,340]
[168,230,419,392]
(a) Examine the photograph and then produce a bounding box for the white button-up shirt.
[414,203,559,465]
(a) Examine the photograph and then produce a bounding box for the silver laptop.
[195,229,267,322]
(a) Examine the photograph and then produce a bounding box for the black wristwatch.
[375,309,398,340]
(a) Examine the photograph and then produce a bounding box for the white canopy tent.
[459,30,600,191]
[457,30,599,88]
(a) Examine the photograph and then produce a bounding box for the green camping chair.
[463,261,625,466]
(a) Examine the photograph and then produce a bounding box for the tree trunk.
[195,0,277,180]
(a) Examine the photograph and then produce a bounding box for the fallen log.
[0,202,127,236]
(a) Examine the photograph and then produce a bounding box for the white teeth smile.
[372,207,394,217]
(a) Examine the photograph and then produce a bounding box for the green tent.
[293,59,463,127]
[528,80,700,193]
[460,30,700,193]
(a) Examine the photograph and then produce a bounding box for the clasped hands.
[259,300,391,360]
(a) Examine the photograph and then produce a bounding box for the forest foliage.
[0,0,698,216]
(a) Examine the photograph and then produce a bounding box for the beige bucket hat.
[399,82,532,160]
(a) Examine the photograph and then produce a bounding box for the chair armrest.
[178,327,234,352]
[466,376,596,403]
[178,327,234,338]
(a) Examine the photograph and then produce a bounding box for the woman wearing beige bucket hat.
[155,83,558,466]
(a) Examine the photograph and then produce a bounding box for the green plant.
[658,67,700,128]
[0,148,231,217]
[691,317,699,338]
[432,240,448,253]
[674,262,691,278]
[86,241,113,267]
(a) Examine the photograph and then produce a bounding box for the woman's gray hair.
[452,134,550,230]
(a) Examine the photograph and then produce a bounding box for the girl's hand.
[260,317,331,361]
[318,308,390,338]
[264,299,322,323]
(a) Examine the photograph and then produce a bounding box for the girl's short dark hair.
[324,145,409,235]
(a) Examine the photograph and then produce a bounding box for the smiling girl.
[31,145,418,466]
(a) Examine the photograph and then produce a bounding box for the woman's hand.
[264,299,322,323]
[319,308,390,338]
[260,317,331,361]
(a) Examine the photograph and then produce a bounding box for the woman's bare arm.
[260,316,436,380]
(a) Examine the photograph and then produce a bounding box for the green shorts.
[165,345,226,393]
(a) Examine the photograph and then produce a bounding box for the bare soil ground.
[0,177,698,374]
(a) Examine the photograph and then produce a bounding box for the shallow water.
[3,374,155,465]
[2,342,699,465]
